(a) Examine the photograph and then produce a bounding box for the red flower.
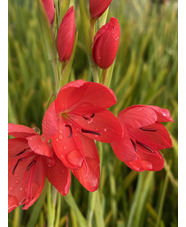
[89,0,112,19]
[111,105,173,171]
[42,80,122,191]
[57,6,75,62]
[41,0,55,24]
[8,123,71,213]
[92,17,120,69]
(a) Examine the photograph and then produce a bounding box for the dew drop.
[9,187,13,191]
[20,187,23,191]
[142,160,153,170]
[67,150,83,168]
[15,180,19,184]
[56,138,59,142]
[59,129,63,134]
[64,146,67,150]
[104,128,107,132]
[59,135,63,140]
[46,157,56,168]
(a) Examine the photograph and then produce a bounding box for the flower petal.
[111,124,138,162]
[72,133,100,192]
[150,105,174,122]
[26,134,52,157]
[45,153,71,196]
[8,123,37,138]
[70,109,123,143]
[8,138,29,157]
[51,118,85,169]
[55,80,117,113]
[118,105,157,128]
[126,144,164,171]
[131,123,172,150]
[8,153,45,211]
[42,101,58,141]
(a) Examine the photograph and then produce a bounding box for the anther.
[26,160,36,171]
[136,141,154,153]
[83,113,95,120]
[12,148,27,157]
[130,139,137,152]
[81,128,101,136]
[12,157,25,175]
[65,125,73,138]
[140,127,157,132]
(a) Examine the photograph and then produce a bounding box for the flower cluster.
[8,0,173,213]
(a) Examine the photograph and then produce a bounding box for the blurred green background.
[8,0,178,226]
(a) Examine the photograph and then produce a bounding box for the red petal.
[57,6,75,61]
[27,134,52,157]
[111,124,138,162]
[9,152,45,211]
[8,138,29,157]
[131,123,172,150]
[42,101,58,141]
[70,109,123,143]
[8,123,37,138]
[55,80,117,113]
[125,147,164,172]
[45,153,71,196]
[72,133,100,192]
[89,0,112,18]
[119,105,157,128]
[51,118,85,169]
[150,105,174,122]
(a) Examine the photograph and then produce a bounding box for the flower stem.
[63,190,88,227]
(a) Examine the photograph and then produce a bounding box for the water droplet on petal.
[9,187,13,191]
[59,129,63,134]
[64,146,67,150]
[20,187,23,191]
[15,180,19,184]
[59,135,63,140]
[56,138,59,142]
[46,157,56,168]
[67,150,83,168]
[104,128,107,132]
[142,160,153,170]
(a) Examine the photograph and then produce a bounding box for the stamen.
[83,113,95,120]
[81,128,101,136]
[90,113,95,118]
[136,141,154,153]
[26,160,36,171]
[130,139,137,152]
[140,127,157,132]
[12,148,27,157]
[65,125,73,138]
[12,157,25,175]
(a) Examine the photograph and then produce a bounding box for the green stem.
[102,69,108,85]
[63,190,88,227]
[51,60,60,95]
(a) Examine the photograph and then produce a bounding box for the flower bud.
[92,17,120,69]
[89,0,112,19]
[57,6,75,62]
[41,0,55,24]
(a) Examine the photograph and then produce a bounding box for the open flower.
[111,105,173,171]
[92,17,120,69]
[8,123,71,213]
[42,80,122,191]
[41,0,55,24]
[57,6,75,62]
[89,0,112,19]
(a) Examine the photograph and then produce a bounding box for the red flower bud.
[57,6,75,62]
[41,0,55,24]
[92,17,120,69]
[89,0,112,19]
